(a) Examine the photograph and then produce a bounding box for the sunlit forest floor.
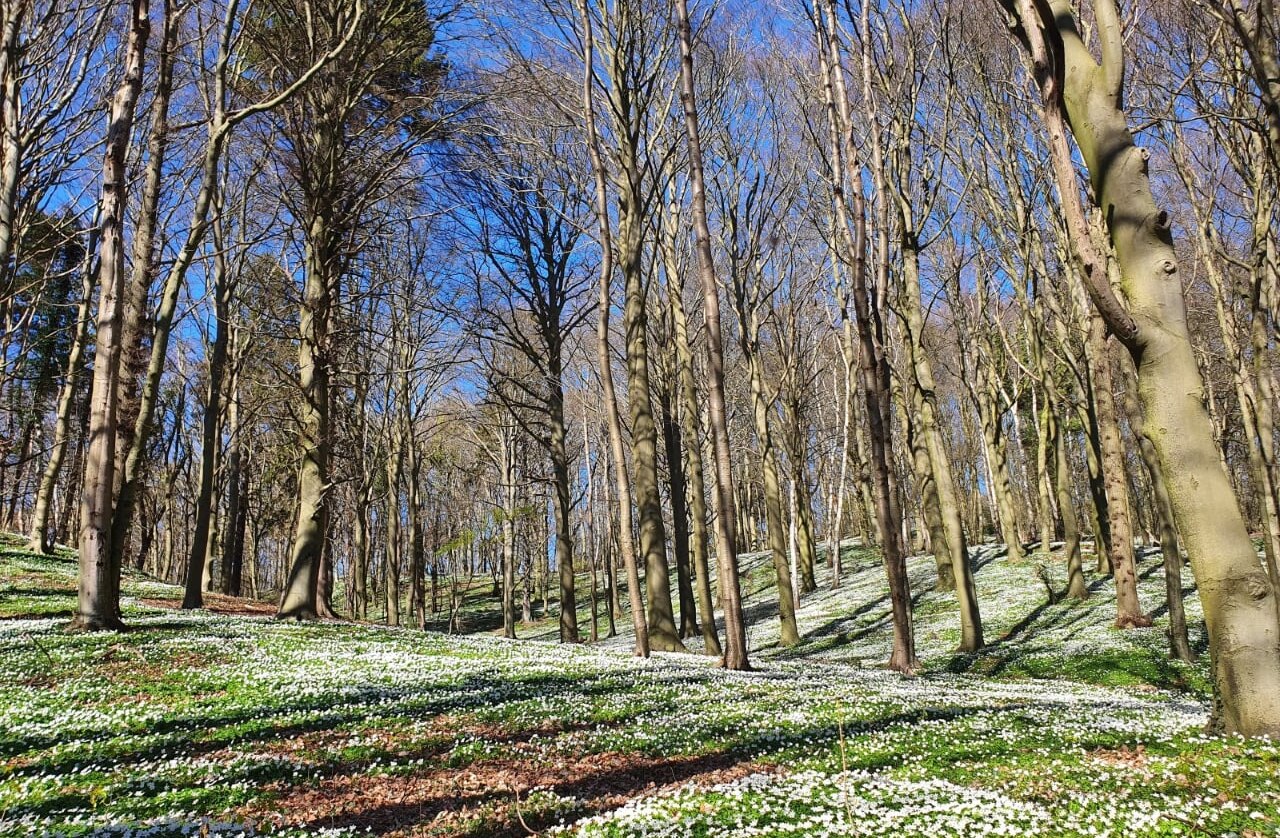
[2,532,1278,837]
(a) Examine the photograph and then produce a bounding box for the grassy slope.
[467,538,1211,696]
[2,533,1277,837]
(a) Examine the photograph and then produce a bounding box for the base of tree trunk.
[275,606,321,621]
[1067,584,1090,601]
[65,614,127,633]
[646,628,688,653]
[887,653,920,675]
[1115,613,1154,629]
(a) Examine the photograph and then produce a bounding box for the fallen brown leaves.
[139,593,277,616]
[240,747,773,837]
[1090,744,1147,768]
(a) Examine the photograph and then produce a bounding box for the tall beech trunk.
[902,251,983,651]
[744,341,801,647]
[972,365,1025,562]
[1050,397,1088,600]
[220,332,246,598]
[903,391,953,590]
[828,329,856,589]
[661,213,722,655]
[73,0,150,632]
[352,479,372,618]
[617,200,684,653]
[1006,0,1280,735]
[277,209,335,621]
[548,364,579,643]
[674,0,748,669]
[183,196,231,609]
[499,424,518,639]
[1121,358,1193,661]
[816,0,917,670]
[783,392,818,594]
[406,421,426,631]
[112,0,175,569]
[579,0,648,656]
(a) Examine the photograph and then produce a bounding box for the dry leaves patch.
[1089,745,1148,769]
[139,594,276,616]
[240,748,774,836]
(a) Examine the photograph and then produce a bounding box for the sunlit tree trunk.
[72,0,150,632]
[579,0,649,656]
[1004,0,1280,734]
[815,0,917,669]
[673,0,748,668]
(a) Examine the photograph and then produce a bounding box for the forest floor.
[2,532,1278,837]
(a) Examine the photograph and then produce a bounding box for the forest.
[1,0,1279,835]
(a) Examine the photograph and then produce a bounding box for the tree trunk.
[661,226,723,655]
[549,369,579,643]
[72,0,150,632]
[973,365,1025,562]
[660,383,699,640]
[904,389,953,590]
[1120,356,1194,661]
[29,226,98,553]
[744,336,801,648]
[619,230,684,651]
[1051,399,1088,600]
[579,0,649,656]
[277,214,334,621]
[674,0,748,669]
[1010,0,1280,734]
[1086,315,1149,626]
[816,0,917,669]
[183,201,232,609]
[220,334,246,598]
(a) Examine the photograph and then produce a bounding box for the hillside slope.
[2,535,1276,837]
[504,539,1210,695]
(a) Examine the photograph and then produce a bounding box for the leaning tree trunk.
[1120,359,1193,660]
[1008,0,1280,735]
[29,225,98,553]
